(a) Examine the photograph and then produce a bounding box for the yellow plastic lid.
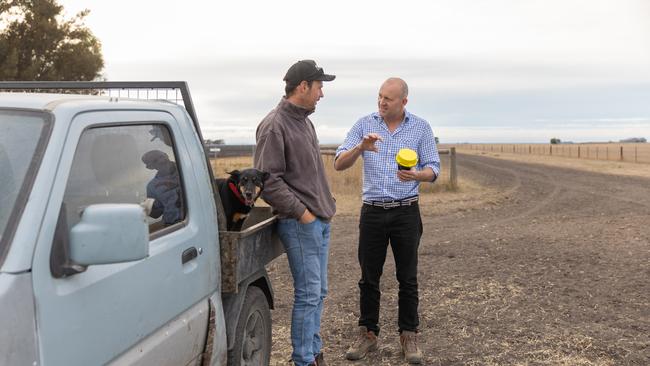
[396,148,418,168]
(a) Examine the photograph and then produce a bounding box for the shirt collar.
[372,110,411,126]
[278,97,314,119]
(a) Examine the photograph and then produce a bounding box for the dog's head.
[227,168,270,207]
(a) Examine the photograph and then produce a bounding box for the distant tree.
[0,0,104,81]
[550,137,561,144]
[620,137,647,143]
[435,136,439,144]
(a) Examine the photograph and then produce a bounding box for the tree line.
[0,0,104,81]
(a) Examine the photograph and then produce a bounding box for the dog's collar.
[228,182,247,205]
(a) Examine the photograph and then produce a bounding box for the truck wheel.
[228,286,272,366]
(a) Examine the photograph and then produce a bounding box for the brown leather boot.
[314,352,326,366]
[400,330,423,364]
[345,326,378,360]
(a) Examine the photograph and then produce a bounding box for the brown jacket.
[254,98,336,220]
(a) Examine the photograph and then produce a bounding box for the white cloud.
[59,0,650,65]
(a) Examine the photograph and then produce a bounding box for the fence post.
[620,146,623,161]
[578,146,581,158]
[449,147,458,189]
[550,145,552,155]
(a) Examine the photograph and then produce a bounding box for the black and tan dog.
[216,168,270,231]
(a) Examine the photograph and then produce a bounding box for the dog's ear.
[261,171,270,182]
[227,170,241,179]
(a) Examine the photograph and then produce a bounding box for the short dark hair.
[285,80,314,97]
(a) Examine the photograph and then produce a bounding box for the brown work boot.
[345,326,378,360]
[400,330,423,364]
[314,352,326,366]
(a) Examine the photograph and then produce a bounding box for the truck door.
[31,110,218,366]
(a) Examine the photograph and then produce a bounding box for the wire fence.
[456,143,650,164]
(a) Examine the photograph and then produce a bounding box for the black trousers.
[357,203,422,335]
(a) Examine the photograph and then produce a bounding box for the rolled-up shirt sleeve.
[335,120,364,160]
[418,123,441,181]
[254,130,307,219]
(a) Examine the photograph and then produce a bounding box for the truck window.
[62,124,186,235]
[0,110,51,265]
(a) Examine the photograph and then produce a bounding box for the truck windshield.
[0,110,51,264]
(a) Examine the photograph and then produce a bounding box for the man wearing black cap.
[254,60,337,366]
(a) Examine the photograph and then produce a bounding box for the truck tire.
[228,286,272,366]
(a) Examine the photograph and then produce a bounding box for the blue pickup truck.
[0,82,283,366]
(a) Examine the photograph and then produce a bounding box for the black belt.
[362,196,419,209]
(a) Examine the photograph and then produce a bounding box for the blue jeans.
[277,217,331,366]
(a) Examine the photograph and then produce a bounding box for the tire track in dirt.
[458,154,650,217]
[462,154,650,208]
[457,156,563,227]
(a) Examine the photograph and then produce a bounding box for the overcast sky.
[57,0,650,144]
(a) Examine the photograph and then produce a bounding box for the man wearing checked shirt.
[334,77,440,364]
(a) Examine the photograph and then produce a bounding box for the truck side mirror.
[69,204,149,266]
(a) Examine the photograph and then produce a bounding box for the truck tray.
[219,207,284,293]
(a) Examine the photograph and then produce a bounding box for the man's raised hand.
[360,133,383,152]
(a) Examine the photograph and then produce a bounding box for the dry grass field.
[210,156,255,179]
[210,153,477,215]
[455,143,650,164]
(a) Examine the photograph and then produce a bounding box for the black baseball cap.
[283,60,336,85]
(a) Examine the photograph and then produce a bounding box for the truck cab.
[0,82,281,366]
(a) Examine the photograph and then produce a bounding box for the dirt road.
[269,153,650,365]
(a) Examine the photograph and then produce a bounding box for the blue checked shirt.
[335,111,440,201]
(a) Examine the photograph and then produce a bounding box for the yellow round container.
[396,148,418,170]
